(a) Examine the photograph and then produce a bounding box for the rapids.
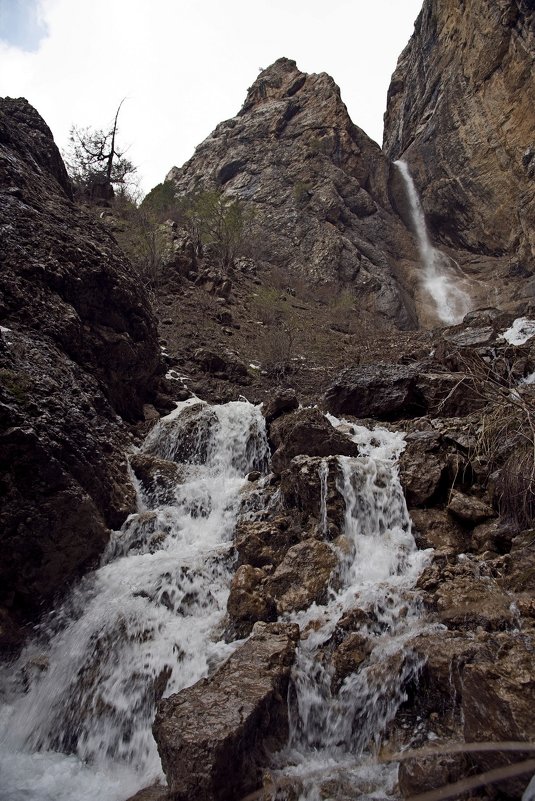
[0,402,431,801]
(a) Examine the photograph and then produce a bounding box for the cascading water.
[394,159,472,325]
[0,399,269,801]
[273,419,432,799]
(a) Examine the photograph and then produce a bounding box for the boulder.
[129,453,184,506]
[262,387,299,426]
[153,622,299,801]
[447,491,495,524]
[399,431,446,507]
[264,539,337,614]
[269,408,358,474]
[324,363,424,419]
[234,516,299,569]
[280,455,346,537]
[409,508,466,553]
[331,632,372,692]
[193,348,250,384]
[226,565,276,639]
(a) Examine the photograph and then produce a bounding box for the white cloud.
[0,0,423,194]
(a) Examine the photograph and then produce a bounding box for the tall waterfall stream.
[395,159,472,325]
[0,400,431,801]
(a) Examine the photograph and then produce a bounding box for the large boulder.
[153,622,299,801]
[269,407,358,474]
[264,538,338,614]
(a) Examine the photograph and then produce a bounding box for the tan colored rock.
[331,632,372,692]
[234,516,299,569]
[226,565,276,639]
[265,539,337,614]
[447,490,495,524]
[153,622,299,801]
[410,508,466,552]
[435,575,514,631]
[384,0,535,315]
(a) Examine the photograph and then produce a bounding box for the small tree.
[180,188,250,267]
[64,99,136,201]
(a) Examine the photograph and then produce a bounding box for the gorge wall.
[0,99,164,648]
[384,0,535,313]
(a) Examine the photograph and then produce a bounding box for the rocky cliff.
[0,98,163,648]
[167,58,419,330]
[383,0,535,311]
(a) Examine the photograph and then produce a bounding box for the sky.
[0,0,423,195]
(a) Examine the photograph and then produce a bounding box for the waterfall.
[0,399,432,801]
[394,159,472,325]
[0,399,269,801]
[273,418,431,799]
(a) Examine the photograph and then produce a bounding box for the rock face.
[383,0,535,311]
[153,622,299,801]
[167,58,419,330]
[0,98,162,646]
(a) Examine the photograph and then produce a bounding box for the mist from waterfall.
[395,159,472,325]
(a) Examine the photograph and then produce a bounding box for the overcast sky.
[0,0,423,195]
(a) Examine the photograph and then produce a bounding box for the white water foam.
[0,400,269,801]
[273,418,432,799]
[500,317,535,346]
[395,160,472,325]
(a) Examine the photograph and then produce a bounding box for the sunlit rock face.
[383,0,535,313]
[167,58,419,330]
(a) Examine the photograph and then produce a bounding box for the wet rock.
[129,453,184,505]
[331,632,372,692]
[435,574,514,631]
[269,408,358,474]
[226,565,276,639]
[398,752,469,800]
[262,387,299,426]
[144,403,218,464]
[234,516,299,569]
[399,432,446,506]
[264,539,337,613]
[471,519,516,555]
[124,786,169,801]
[447,491,495,524]
[153,621,299,801]
[0,99,161,643]
[462,637,535,798]
[280,455,346,536]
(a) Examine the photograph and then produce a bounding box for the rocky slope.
[0,98,164,649]
[383,0,535,311]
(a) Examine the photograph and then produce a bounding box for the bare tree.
[64,99,136,201]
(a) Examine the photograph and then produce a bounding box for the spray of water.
[0,399,269,801]
[395,160,472,325]
[272,419,433,799]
